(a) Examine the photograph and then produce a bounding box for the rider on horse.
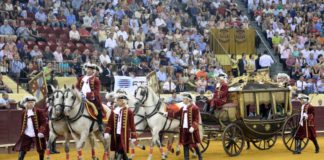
[76,63,105,133]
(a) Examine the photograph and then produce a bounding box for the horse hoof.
[142,146,146,150]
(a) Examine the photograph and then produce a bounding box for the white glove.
[303,113,308,119]
[189,127,194,133]
[104,133,110,139]
[37,133,44,138]
[162,112,168,117]
[131,139,136,143]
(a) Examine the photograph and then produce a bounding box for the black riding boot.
[313,139,320,153]
[194,146,203,160]
[39,153,44,160]
[183,145,190,160]
[97,111,104,133]
[18,151,26,160]
[50,140,60,154]
[293,140,301,154]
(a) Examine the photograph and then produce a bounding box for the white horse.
[134,86,204,160]
[63,86,110,160]
[106,89,147,159]
[46,88,72,160]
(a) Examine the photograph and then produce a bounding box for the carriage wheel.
[199,134,210,153]
[282,114,309,152]
[252,135,277,150]
[222,123,245,157]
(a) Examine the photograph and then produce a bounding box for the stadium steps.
[2,75,29,94]
[236,0,286,77]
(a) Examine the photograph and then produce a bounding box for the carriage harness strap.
[144,99,174,131]
[65,100,96,134]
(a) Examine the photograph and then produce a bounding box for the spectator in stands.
[16,21,31,41]
[42,46,54,62]
[29,21,46,42]
[35,8,47,25]
[65,9,76,26]
[30,45,42,58]
[230,54,238,77]
[162,77,176,93]
[238,53,247,76]
[53,46,63,63]
[104,32,117,57]
[196,76,207,93]
[117,65,129,76]
[69,24,80,41]
[247,54,256,72]
[0,20,15,35]
[317,77,324,94]
[259,51,274,68]
[10,54,25,79]
[47,9,60,27]
[0,93,15,109]
[0,74,12,93]
[166,91,182,104]
[99,50,111,65]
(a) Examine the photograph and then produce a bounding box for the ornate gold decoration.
[265,124,271,131]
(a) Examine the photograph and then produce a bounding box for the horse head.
[63,85,81,117]
[134,86,149,104]
[50,87,65,119]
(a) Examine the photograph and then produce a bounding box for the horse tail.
[198,113,204,141]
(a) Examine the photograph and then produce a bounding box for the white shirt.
[105,38,117,49]
[81,75,92,96]
[155,18,166,27]
[296,80,307,91]
[53,51,63,62]
[162,81,176,91]
[114,107,122,135]
[317,80,324,93]
[69,30,80,40]
[117,31,128,41]
[259,55,274,67]
[99,54,111,64]
[24,109,36,137]
[182,105,189,128]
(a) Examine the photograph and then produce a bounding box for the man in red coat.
[168,93,203,160]
[105,94,137,159]
[209,74,229,114]
[13,96,47,160]
[294,94,320,154]
[76,63,105,132]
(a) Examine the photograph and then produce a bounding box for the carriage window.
[258,92,273,120]
[243,93,258,119]
[272,92,287,117]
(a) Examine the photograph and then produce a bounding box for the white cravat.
[299,104,305,126]
[114,107,122,135]
[183,105,189,129]
[81,75,92,96]
[24,109,36,137]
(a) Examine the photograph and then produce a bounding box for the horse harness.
[136,86,175,132]
[48,90,66,136]
[63,89,96,135]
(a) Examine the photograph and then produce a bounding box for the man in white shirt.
[296,76,307,94]
[259,51,274,68]
[162,77,176,93]
[13,96,46,160]
[53,46,63,62]
[155,16,166,27]
[117,27,128,41]
[105,94,136,160]
[105,33,118,57]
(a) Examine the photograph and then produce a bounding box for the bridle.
[48,90,65,121]
[63,88,77,111]
[134,86,163,118]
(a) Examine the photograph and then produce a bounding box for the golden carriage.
[198,70,308,156]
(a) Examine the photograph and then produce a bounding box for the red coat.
[169,104,201,146]
[76,75,104,113]
[105,107,137,153]
[296,103,317,141]
[210,83,229,109]
[13,108,47,152]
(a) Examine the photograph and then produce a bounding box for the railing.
[254,29,277,63]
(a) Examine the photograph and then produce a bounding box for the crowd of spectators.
[247,0,324,94]
[0,0,252,94]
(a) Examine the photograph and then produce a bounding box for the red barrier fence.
[1,107,324,146]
